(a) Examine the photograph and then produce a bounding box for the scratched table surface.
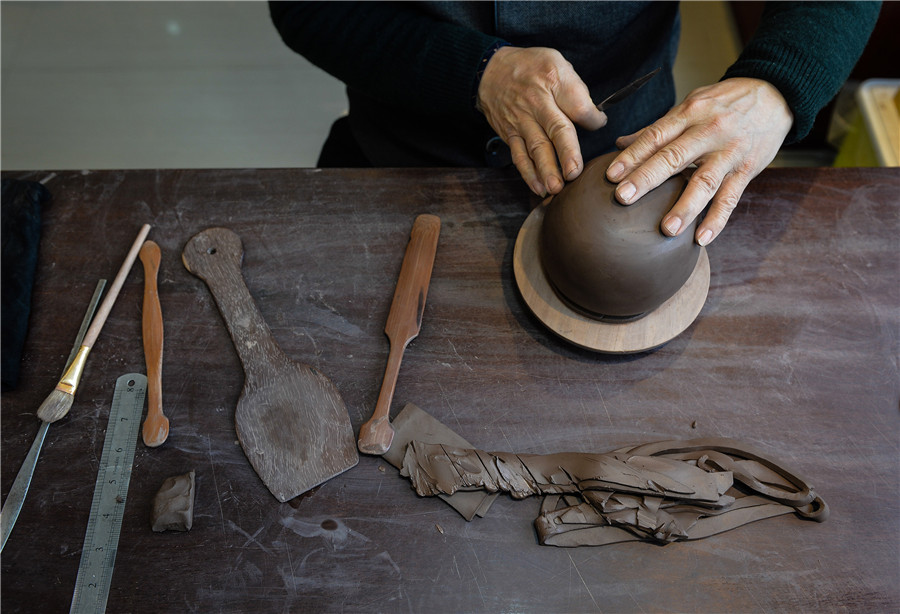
[2,166,898,613]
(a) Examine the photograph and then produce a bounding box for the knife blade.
[596,67,661,112]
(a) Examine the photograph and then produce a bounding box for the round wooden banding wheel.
[513,204,710,354]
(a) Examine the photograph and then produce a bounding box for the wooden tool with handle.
[140,240,169,447]
[358,214,441,455]
[37,224,151,423]
[182,227,358,502]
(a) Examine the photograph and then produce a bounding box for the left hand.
[477,46,607,197]
[605,77,793,246]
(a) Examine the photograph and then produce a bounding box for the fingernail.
[531,181,547,197]
[565,161,579,180]
[697,228,713,246]
[617,181,636,203]
[663,215,682,235]
[607,162,625,181]
[547,175,562,193]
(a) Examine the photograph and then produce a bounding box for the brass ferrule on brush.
[56,345,92,394]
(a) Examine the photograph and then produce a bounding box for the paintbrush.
[36,224,151,423]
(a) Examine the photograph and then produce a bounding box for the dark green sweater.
[724,1,881,142]
[270,1,880,166]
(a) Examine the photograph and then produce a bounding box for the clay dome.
[539,152,700,319]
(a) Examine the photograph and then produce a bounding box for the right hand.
[477,46,607,197]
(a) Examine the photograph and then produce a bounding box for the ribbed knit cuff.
[722,1,881,144]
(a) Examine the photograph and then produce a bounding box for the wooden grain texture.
[359,214,441,455]
[139,240,169,447]
[1,166,898,613]
[182,228,357,503]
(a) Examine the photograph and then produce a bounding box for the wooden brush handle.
[358,214,441,455]
[83,224,151,349]
[140,240,169,447]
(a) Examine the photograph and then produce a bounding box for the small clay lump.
[151,470,195,532]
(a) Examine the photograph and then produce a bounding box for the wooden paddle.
[358,214,441,455]
[182,228,357,502]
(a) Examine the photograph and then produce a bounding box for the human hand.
[477,46,607,197]
[606,77,793,246]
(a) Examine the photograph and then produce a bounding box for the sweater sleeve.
[722,1,881,143]
[269,1,503,118]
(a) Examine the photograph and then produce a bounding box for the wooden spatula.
[182,228,358,502]
[358,214,441,455]
[140,240,169,447]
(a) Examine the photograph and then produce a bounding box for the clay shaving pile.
[400,438,827,547]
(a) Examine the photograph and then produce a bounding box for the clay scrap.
[383,403,497,521]
[151,471,195,532]
[400,438,827,547]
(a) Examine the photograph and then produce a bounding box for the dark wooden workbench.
[2,166,898,613]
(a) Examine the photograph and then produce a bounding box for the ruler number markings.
[70,373,146,614]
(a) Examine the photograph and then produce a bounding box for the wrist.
[474,42,511,113]
[720,76,793,137]
[747,77,794,134]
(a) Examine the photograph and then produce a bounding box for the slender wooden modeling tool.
[358,214,441,455]
[139,240,169,447]
[0,280,106,553]
[36,223,151,423]
[182,227,357,501]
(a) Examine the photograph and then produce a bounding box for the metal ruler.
[70,373,147,614]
